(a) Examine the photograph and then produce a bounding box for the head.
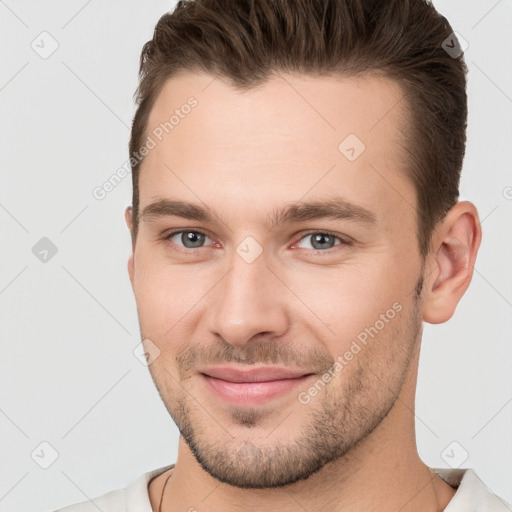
[125,0,481,489]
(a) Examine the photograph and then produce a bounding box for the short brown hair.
[129,0,468,257]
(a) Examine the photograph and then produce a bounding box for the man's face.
[127,71,426,488]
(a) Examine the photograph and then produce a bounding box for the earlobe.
[422,201,482,324]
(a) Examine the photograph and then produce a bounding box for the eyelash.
[162,229,349,256]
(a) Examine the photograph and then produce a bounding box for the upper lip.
[199,366,313,383]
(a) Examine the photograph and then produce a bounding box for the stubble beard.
[147,276,424,489]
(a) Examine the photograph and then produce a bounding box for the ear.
[125,206,135,287]
[422,201,482,324]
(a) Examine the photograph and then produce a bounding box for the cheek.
[288,258,414,350]
[132,259,184,330]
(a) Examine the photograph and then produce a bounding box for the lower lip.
[200,373,314,406]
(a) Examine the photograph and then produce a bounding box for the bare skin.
[125,71,481,511]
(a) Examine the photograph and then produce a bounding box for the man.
[55,0,511,510]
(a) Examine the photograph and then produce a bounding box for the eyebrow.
[140,197,377,229]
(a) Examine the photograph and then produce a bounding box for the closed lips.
[199,366,314,382]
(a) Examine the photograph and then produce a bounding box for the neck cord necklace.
[158,469,174,512]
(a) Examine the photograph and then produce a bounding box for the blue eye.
[166,230,213,251]
[296,232,344,251]
[163,229,347,256]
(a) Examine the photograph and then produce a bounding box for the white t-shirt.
[51,465,512,511]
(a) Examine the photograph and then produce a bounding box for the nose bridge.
[209,246,288,345]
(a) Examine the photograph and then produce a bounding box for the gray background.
[0,1,511,510]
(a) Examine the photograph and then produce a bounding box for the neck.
[150,405,457,511]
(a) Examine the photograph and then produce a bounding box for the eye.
[162,229,348,255]
[165,230,214,251]
[294,231,346,252]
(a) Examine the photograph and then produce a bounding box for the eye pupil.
[182,231,205,248]
[311,233,335,250]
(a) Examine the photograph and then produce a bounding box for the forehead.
[145,69,409,156]
[140,70,414,226]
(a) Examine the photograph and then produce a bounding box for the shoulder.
[432,467,512,511]
[52,488,126,512]
[46,465,174,512]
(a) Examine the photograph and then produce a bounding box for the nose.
[208,250,289,347]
